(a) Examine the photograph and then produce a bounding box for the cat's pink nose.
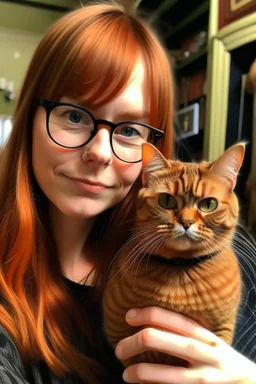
[178,220,195,230]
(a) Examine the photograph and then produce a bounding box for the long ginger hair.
[0,1,174,381]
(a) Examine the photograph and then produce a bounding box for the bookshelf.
[156,0,213,162]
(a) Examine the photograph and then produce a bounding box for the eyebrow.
[114,110,150,121]
[62,97,149,121]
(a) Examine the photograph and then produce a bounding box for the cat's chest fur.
[109,241,240,310]
[104,240,241,350]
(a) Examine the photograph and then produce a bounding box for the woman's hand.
[115,307,256,384]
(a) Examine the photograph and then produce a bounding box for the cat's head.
[136,143,245,256]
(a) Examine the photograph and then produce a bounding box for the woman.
[0,1,255,384]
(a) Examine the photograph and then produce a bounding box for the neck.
[49,203,96,283]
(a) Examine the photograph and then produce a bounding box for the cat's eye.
[158,193,177,209]
[198,198,218,212]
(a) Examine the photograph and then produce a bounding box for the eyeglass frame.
[39,98,164,164]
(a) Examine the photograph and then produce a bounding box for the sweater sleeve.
[0,325,30,384]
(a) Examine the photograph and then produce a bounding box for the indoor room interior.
[0,0,256,239]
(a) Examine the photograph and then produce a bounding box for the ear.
[141,143,171,186]
[210,143,245,190]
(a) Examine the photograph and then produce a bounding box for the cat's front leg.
[213,325,235,345]
[211,306,239,345]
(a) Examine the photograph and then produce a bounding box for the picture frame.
[176,103,199,139]
[219,0,256,28]
[230,0,253,11]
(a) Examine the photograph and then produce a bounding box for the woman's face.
[32,60,148,219]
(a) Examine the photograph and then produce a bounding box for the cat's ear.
[210,143,245,190]
[141,143,171,186]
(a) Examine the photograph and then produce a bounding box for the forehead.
[166,162,223,199]
[120,60,146,107]
[63,59,149,121]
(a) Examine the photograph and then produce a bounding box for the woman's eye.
[158,193,177,209]
[120,126,140,137]
[67,110,83,124]
[198,198,218,212]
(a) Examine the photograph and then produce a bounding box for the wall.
[0,28,41,115]
[0,0,78,115]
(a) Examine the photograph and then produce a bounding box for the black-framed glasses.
[39,99,164,163]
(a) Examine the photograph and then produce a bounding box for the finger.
[123,364,244,384]
[115,327,221,366]
[125,307,220,347]
[122,363,188,383]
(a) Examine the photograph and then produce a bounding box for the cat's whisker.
[107,227,156,273]
[139,235,166,275]
[232,243,256,268]
[126,231,161,263]
[233,233,256,257]
[231,237,256,267]
[205,237,230,264]
[236,223,256,246]
[132,235,166,289]
[130,233,165,274]
[128,234,166,288]
[112,232,163,281]
[213,235,256,309]
[145,236,167,273]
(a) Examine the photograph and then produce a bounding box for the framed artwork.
[219,0,256,28]
[230,0,253,11]
[176,103,199,139]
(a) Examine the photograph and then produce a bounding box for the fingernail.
[115,344,123,359]
[123,370,129,382]
[126,309,137,319]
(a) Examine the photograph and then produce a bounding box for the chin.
[166,236,201,252]
[55,198,117,219]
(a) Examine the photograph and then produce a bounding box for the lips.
[64,175,111,194]
[71,177,109,188]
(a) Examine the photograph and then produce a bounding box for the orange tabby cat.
[103,142,245,367]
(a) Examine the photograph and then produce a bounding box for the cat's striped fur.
[103,143,245,367]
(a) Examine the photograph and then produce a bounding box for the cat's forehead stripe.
[157,164,217,197]
[173,181,179,195]
[194,173,201,196]
[200,181,207,198]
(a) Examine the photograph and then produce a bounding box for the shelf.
[165,0,209,39]
[147,0,179,23]
[176,46,208,72]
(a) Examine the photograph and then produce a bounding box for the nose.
[177,219,195,230]
[82,128,112,166]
